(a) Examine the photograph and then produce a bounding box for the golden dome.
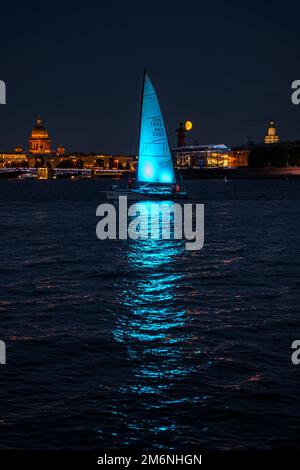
[29,116,51,154]
[30,117,49,138]
[264,119,279,144]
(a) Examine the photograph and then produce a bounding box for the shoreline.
[179,167,300,179]
[1,167,300,180]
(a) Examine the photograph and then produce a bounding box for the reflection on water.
[113,202,197,396]
[3,181,300,450]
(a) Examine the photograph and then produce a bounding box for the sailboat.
[106,70,188,200]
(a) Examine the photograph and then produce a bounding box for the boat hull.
[106,189,188,201]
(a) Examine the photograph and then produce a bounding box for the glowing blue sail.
[137,72,176,185]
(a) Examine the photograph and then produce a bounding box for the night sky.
[1,0,300,153]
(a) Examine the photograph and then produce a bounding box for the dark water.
[1,178,300,450]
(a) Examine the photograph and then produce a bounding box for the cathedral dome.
[30,117,49,138]
[264,119,279,145]
[29,116,51,154]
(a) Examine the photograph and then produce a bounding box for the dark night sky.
[1,0,300,153]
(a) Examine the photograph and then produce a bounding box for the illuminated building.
[0,152,27,168]
[29,117,51,154]
[264,120,279,144]
[231,147,250,166]
[56,144,65,156]
[174,144,242,168]
[0,110,142,174]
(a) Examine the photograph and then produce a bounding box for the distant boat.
[18,172,38,179]
[106,70,188,200]
[224,175,228,183]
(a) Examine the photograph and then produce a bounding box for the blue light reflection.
[113,202,196,393]
[107,201,203,447]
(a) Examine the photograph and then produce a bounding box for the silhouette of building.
[176,122,186,147]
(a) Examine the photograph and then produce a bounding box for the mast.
[136,68,147,180]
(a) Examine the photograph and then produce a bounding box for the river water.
[0,178,300,450]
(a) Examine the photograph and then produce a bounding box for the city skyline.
[2,2,300,464]
[1,1,300,153]
[0,113,292,155]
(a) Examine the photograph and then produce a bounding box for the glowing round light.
[160,172,172,183]
[143,163,154,179]
[185,120,193,131]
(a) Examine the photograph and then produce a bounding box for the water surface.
[0,179,300,450]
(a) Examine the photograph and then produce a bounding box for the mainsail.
[137,71,176,185]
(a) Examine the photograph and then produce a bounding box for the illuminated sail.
[137,71,176,185]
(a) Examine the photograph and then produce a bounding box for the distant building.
[231,146,250,167]
[29,117,51,154]
[173,144,243,168]
[264,120,279,145]
[56,144,65,156]
[0,152,27,168]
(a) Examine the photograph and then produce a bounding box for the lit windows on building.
[29,117,51,154]
[173,144,241,168]
[264,120,279,144]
